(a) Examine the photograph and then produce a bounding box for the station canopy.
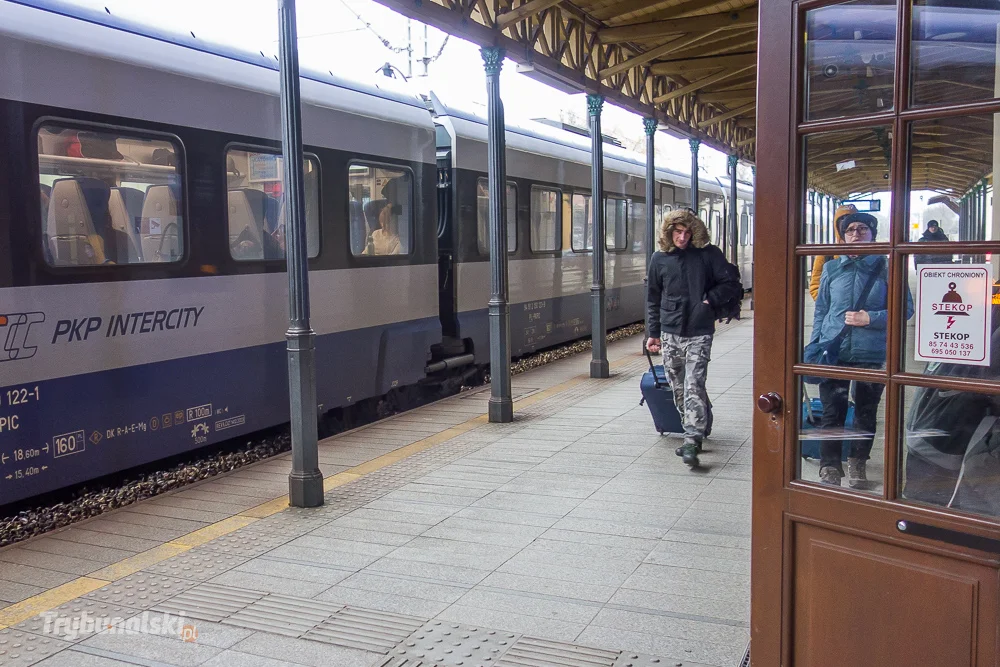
[377,0,758,162]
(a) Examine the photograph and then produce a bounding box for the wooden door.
[753,1,1000,665]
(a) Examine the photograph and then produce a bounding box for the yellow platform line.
[0,352,642,631]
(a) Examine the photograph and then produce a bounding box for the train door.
[754,1,1000,665]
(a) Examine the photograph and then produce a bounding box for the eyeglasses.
[843,224,871,237]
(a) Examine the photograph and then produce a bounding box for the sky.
[64,0,738,179]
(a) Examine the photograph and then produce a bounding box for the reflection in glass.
[476,179,517,255]
[803,0,897,121]
[901,385,1000,518]
[903,253,1000,380]
[804,127,893,243]
[911,1,1000,107]
[909,115,995,242]
[798,377,886,495]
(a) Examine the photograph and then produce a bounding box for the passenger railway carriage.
[0,0,754,506]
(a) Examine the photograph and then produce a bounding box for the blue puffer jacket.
[811,255,913,364]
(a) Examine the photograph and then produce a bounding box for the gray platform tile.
[435,604,583,644]
[565,507,680,531]
[202,649,311,667]
[347,507,452,528]
[84,573,195,611]
[385,542,515,572]
[712,465,752,482]
[122,504,231,525]
[645,540,749,565]
[231,630,383,667]
[685,498,752,517]
[618,570,748,604]
[479,572,616,605]
[589,608,748,647]
[265,543,384,572]
[33,648,146,666]
[364,557,491,587]
[608,589,749,625]
[404,474,502,492]
[314,586,449,619]
[576,624,746,667]
[153,582,263,624]
[47,529,162,555]
[452,507,559,529]
[115,615,253,651]
[455,589,600,626]
[525,538,652,564]
[471,491,584,517]
[496,559,634,589]
[81,627,222,667]
[0,629,71,667]
[304,526,411,549]
[396,481,491,499]
[572,433,664,447]
[222,593,341,637]
[504,428,584,442]
[542,453,635,472]
[445,458,536,475]
[337,572,468,605]
[502,549,641,583]
[233,558,355,587]
[98,512,209,535]
[669,517,751,538]
[325,516,428,537]
[379,490,477,509]
[14,599,137,642]
[0,548,106,577]
[146,549,249,583]
[77,519,191,544]
[205,571,332,599]
[420,517,546,548]
[549,518,668,541]
[661,530,750,552]
[642,551,750,576]
[495,478,605,500]
[0,579,45,604]
[144,497,254,516]
[558,443,652,458]
[176,487,276,504]
[196,530,294,559]
[0,560,82,589]
[574,492,691,512]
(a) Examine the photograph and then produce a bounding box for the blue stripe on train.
[459,284,646,363]
[0,316,440,506]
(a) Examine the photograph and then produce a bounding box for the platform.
[0,318,753,667]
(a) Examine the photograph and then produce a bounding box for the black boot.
[680,443,700,467]
[676,442,702,456]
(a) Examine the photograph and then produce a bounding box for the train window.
[740,211,749,247]
[476,178,517,255]
[530,186,561,252]
[226,148,319,261]
[630,201,646,254]
[605,197,628,251]
[348,163,412,257]
[37,123,184,266]
[712,209,722,246]
[571,193,592,251]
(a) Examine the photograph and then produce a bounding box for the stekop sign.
[915,264,993,366]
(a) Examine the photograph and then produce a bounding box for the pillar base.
[489,397,513,423]
[288,471,324,508]
[590,359,610,379]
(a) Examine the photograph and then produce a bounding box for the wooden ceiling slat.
[651,51,756,75]
[696,101,755,128]
[497,0,564,27]
[599,27,723,79]
[652,64,755,104]
[597,7,755,44]
[590,0,671,22]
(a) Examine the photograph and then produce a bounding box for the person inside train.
[368,202,402,255]
[77,177,137,264]
[808,203,857,300]
[806,212,913,488]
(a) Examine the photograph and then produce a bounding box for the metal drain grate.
[304,606,425,653]
[223,594,342,637]
[497,636,619,667]
[739,642,750,667]
[153,582,263,623]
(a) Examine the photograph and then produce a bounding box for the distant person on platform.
[915,219,949,269]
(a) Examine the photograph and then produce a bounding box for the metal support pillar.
[588,94,609,379]
[728,154,739,263]
[689,138,700,213]
[482,46,513,423]
[278,0,323,508]
[808,191,816,246]
[644,117,657,268]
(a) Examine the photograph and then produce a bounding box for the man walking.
[646,209,743,467]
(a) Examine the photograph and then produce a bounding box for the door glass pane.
[900,384,1000,518]
[804,127,893,243]
[476,179,517,255]
[803,0,897,121]
[908,114,995,242]
[903,252,999,379]
[605,197,628,251]
[530,186,560,252]
[572,193,592,251]
[801,254,894,372]
[911,1,1000,108]
[797,376,886,495]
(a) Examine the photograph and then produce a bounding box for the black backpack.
[706,254,744,323]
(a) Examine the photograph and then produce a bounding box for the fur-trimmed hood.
[658,210,711,252]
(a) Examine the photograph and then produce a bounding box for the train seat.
[140,184,181,262]
[109,187,144,262]
[227,189,267,260]
[47,178,103,265]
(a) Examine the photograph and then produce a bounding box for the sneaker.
[680,443,700,467]
[676,441,703,456]
[819,466,842,486]
[847,457,869,489]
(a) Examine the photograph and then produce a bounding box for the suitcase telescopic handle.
[644,348,664,389]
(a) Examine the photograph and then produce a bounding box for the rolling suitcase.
[639,349,684,434]
[800,385,853,460]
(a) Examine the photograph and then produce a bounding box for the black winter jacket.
[646,244,743,338]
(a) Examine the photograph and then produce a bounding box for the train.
[0,0,755,506]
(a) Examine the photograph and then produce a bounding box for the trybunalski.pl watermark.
[41,610,198,643]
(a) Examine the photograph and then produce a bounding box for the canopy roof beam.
[497,0,564,28]
[598,8,757,44]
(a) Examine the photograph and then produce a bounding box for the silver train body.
[0,0,754,505]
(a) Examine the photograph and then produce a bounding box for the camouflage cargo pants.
[662,333,714,442]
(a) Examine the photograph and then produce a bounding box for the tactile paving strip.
[304,606,425,653]
[611,652,670,667]
[197,527,296,558]
[152,582,263,623]
[145,547,249,582]
[393,620,519,666]
[82,572,193,610]
[0,629,70,666]
[13,599,137,642]
[222,593,342,637]
[497,636,619,667]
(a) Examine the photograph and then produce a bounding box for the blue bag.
[800,387,853,461]
[639,350,684,434]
